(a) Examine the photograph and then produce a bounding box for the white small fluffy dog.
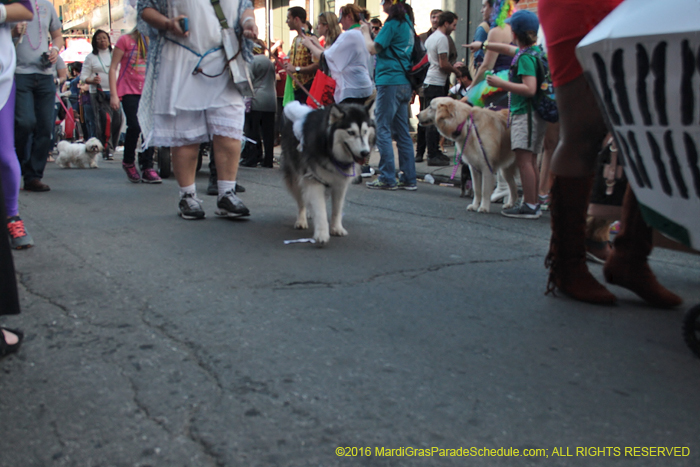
[55,137,103,169]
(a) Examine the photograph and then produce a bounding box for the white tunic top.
[153,0,243,115]
[0,26,15,109]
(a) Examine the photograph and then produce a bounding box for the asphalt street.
[2,159,700,467]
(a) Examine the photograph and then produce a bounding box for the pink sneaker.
[123,163,141,183]
[141,168,162,184]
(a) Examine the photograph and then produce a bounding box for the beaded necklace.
[25,0,43,51]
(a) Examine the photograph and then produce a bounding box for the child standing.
[478,10,546,219]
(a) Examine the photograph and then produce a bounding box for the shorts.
[539,0,624,87]
[511,112,547,155]
[150,102,245,148]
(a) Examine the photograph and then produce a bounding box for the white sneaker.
[491,185,509,203]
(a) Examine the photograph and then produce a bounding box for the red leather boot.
[545,176,617,305]
[603,187,683,308]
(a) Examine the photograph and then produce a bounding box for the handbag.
[305,69,335,109]
[94,85,109,106]
[388,26,429,93]
[209,0,254,97]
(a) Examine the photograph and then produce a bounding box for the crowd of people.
[1,0,687,357]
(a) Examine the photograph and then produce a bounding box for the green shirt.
[509,46,541,115]
[373,17,413,86]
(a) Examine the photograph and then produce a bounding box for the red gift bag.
[64,107,76,139]
[306,69,336,109]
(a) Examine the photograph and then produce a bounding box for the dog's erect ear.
[364,97,376,121]
[328,105,346,125]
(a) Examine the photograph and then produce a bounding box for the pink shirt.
[115,34,147,98]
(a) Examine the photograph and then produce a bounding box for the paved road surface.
[2,160,699,467]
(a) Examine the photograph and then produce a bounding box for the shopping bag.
[305,69,336,109]
[64,107,76,139]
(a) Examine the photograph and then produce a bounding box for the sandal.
[0,327,24,357]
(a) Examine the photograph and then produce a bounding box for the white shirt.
[81,49,112,94]
[323,29,374,102]
[424,29,450,87]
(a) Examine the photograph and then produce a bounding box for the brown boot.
[545,176,617,305]
[603,187,683,308]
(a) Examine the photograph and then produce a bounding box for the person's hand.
[463,41,482,53]
[110,94,120,111]
[12,22,27,38]
[486,74,504,88]
[242,17,258,39]
[285,63,297,75]
[360,21,371,36]
[300,35,315,49]
[49,47,59,64]
[167,15,188,38]
[92,74,101,85]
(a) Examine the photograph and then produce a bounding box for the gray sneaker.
[178,193,206,220]
[7,216,34,249]
[397,181,417,191]
[216,190,250,217]
[501,203,541,219]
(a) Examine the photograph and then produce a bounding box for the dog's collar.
[453,114,495,177]
[330,141,360,178]
[453,117,469,138]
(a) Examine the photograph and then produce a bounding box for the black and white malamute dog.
[282,102,375,246]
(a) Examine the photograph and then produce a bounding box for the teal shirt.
[509,46,541,115]
[374,17,413,86]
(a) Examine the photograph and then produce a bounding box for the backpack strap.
[387,22,416,75]
[210,0,229,29]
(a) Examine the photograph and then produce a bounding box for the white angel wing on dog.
[283,101,314,149]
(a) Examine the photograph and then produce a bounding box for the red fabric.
[306,70,336,109]
[539,0,624,87]
[104,112,111,140]
[64,108,75,139]
[275,58,288,97]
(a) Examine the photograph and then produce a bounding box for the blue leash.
[165,37,225,77]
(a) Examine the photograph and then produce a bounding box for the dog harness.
[451,114,494,179]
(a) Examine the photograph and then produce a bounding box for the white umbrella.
[576,0,700,249]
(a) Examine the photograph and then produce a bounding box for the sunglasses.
[371,26,380,31]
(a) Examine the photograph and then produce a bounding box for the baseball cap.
[506,10,539,35]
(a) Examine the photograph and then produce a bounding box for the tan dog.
[418,97,518,213]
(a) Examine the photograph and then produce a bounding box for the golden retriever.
[418,97,518,213]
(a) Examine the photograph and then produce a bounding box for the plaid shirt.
[288,35,315,90]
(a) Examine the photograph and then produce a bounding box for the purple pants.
[0,82,21,218]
